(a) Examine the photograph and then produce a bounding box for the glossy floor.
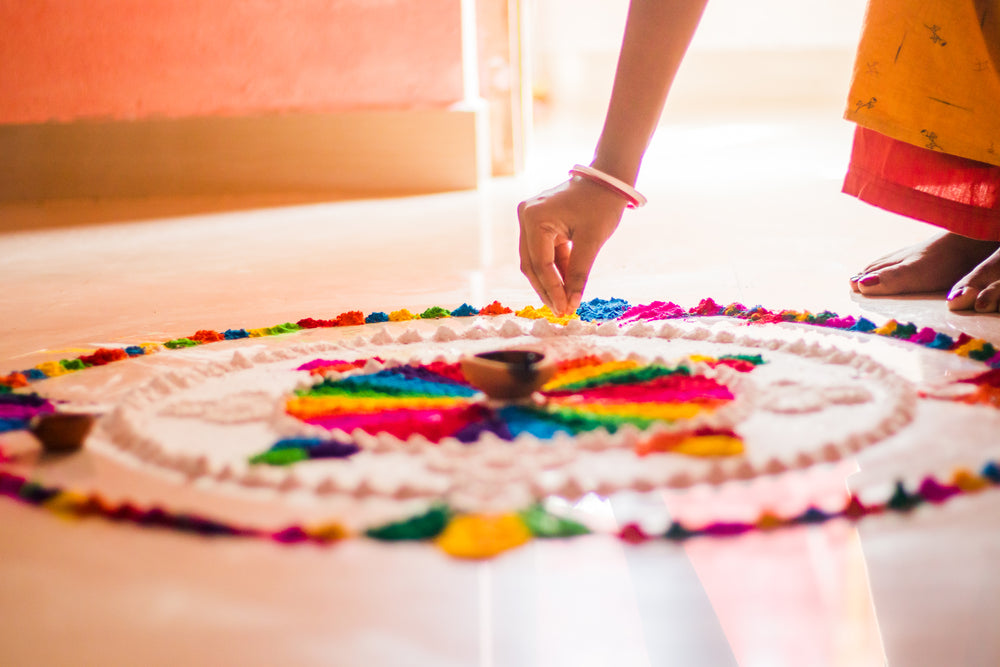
[3,103,1000,665]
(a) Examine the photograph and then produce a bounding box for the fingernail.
[859,274,880,287]
[568,292,582,315]
[947,286,968,301]
[849,274,862,282]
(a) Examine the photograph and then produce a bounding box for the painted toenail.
[859,274,880,287]
[947,286,968,301]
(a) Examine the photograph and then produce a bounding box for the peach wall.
[0,0,464,124]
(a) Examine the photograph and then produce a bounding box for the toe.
[855,272,885,294]
[974,281,1000,312]
[850,253,914,292]
[857,266,922,296]
[950,248,1000,311]
[947,284,979,311]
[855,234,1000,299]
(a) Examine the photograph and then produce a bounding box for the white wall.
[692,0,868,51]
[531,0,870,116]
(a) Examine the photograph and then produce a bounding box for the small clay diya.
[30,412,96,452]
[460,349,556,400]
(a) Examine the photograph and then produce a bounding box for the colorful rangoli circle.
[2,297,1000,559]
[251,353,759,468]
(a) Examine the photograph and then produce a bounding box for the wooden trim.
[0,108,485,201]
[476,0,529,176]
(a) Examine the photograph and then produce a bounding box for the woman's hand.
[517,176,628,316]
[515,0,708,315]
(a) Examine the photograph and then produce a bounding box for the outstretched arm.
[518,0,709,315]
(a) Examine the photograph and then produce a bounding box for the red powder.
[297,318,336,329]
[547,374,733,403]
[961,385,1000,408]
[479,301,512,315]
[423,361,467,383]
[0,373,29,388]
[747,311,785,324]
[307,405,488,443]
[706,358,757,373]
[842,495,873,519]
[961,369,1000,387]
[690,298,723,316]
[952,333,974,349]
[335,311,366,327]
[189,330,224,343]
[79,494,116,517]
[79,348,129,366]
[618,523,649,544]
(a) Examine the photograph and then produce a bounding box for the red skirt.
[843,127,1000,241]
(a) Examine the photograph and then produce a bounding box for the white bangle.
[569,164,647,208]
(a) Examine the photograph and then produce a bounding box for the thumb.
[563,239,603,315]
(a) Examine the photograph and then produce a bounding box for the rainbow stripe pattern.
[249,354,758,466]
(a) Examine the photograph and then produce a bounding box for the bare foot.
[946,247,1000,312]
[850,232,1000,297]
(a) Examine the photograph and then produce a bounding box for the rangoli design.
[251,354,760,467]
[2,297,1000,559]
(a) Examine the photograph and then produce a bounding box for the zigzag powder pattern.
[6,295,1000,388]
[4,461,999,556]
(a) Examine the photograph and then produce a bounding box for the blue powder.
[17,482,60,503]
[793,507,831,524]
[270,438,327,451]
[223,329,250,340]
[391,365,467,387]
[1,393,49,407]
[928,333,955,349]
[498,406,573,439]
[576,297,631,322]
[981,461,1000,483]
[454,415,513,442]
[124,346,145,356]
[308,441,361,459]
[316,370,477,398]
[0,417,29,433]
[849,318,877,333]
[450,303,479,317]
[365,312,389,324]
[23,369,47,381]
